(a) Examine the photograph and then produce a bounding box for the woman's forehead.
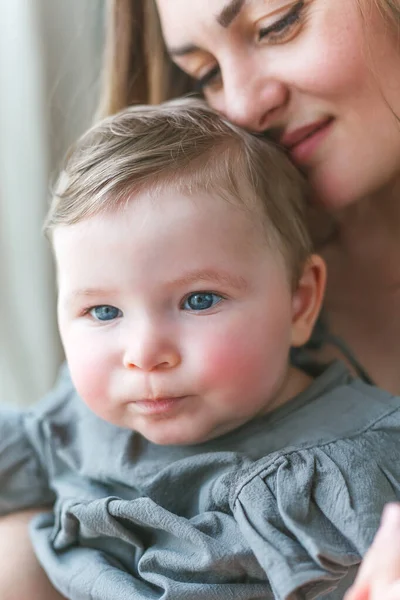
[155,0,225,39]
[156,0,391,37]
[155,0,269,44]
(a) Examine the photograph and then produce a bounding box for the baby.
[1,99,400,600]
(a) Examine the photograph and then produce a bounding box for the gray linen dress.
[1,361,400,600]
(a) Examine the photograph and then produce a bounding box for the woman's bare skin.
[315,185,400,393]
[0,509,66,600]
[344,504,400,600]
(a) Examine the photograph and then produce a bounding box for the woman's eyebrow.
[168,0,247,56]
[216,0,245,28]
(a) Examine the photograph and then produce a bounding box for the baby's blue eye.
[89,305,122,321]
[183,293,222,311]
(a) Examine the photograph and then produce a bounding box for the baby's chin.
[135,420,236,447]
[138,426,216,447]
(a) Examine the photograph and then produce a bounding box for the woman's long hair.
[96,0,194,119]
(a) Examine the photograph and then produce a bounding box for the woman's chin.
[308,170,367,212]
[308,157,400,212]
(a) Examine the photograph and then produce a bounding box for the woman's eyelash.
[258,0,305,40]
[195,65,221,91]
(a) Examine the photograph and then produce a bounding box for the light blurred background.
[0,0,105,406]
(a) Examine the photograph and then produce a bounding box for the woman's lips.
[281,118,334,164]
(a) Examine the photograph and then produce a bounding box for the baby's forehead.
[53,184,292,300]
[53,183,273,256]
[103,178,267,227]
[51,179,288,296]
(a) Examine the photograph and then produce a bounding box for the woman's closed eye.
[193,1,306,92]
[195,65,221,92]
[182,292,224,312]
[87,305,123,322]
[258,1,306,44]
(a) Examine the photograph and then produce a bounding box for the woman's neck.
[325,180,400,293]
[311,180,400,394]
[336,179,400,252]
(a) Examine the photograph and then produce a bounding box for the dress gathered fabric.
[1,362,400,600]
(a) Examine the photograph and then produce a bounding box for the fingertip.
[381,503,400,532]
[343,583,370,600]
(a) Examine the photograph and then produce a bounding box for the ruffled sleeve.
[0,364,74,515]
[231,430,400,600]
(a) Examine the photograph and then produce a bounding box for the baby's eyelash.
[79,305,109,318]
[80,305,95,316]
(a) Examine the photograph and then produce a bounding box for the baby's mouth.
[133,396,188,415]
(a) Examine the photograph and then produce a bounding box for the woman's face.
[156,0,400,208]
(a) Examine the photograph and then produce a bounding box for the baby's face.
[54,187,300,445]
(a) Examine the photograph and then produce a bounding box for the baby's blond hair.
[45,98,312,287]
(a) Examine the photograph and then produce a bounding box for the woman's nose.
[221,67,289,132]
[123,323,181,372]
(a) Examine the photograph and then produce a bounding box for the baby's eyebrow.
[61,272,248,307]
[69,288,111,298]
[62,288,115,306]
[170,269,248,291]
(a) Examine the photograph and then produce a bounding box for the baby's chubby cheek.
[195,327,282,396]
[64,343,111,413]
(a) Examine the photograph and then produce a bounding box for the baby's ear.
[290,254,326,347]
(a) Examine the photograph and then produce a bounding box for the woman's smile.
[280,117,334,165]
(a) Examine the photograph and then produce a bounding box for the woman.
[1,0,400,598]
[100,0,400,396]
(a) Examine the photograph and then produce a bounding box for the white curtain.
[0,0,104,406]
